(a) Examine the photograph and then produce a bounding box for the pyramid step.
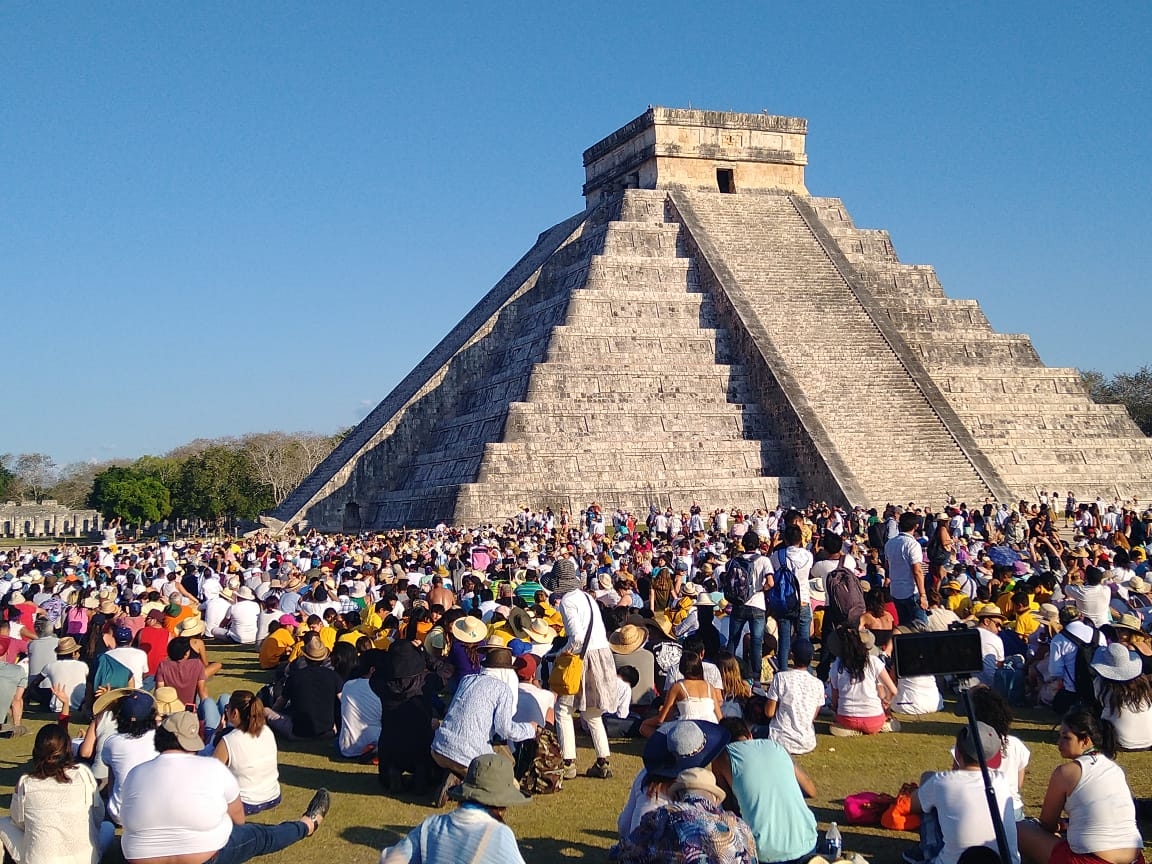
[504,402,770,438]
[546,327,732,363]
[601,222,684,258]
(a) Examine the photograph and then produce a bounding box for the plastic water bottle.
[825,822,842,860]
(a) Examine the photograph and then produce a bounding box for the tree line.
[1,430,344,527]
[1081,365,1152,436]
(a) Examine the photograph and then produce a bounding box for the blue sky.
[3,3,1150,467]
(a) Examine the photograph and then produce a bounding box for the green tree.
[173,446,273,521]
[89,465,172,524]
[1082,366,1152,436]
[0,455,16,501]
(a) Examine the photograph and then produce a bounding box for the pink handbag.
[843,791,896,826]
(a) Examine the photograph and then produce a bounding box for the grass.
[2,647,1152,863]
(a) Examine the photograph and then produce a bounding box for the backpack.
[766,549,801,620]
[517,727,565,796]
[721,555,757,606]
[1063,624,1102,712]
[825,564,866,629]
[65,606,88,636]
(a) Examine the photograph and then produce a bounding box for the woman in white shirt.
[213,690,281,814]
[1091,643,1152,751]
[828,627,897,736]
[100,691,159,825]
[0,724,111,864]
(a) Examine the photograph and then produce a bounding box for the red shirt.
[136,626,171,676]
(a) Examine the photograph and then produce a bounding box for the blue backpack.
[767,549,801,620]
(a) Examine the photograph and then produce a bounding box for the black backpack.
[766,549,801,620]
[721,555,757,606]
[825,564,866,629]
[1063,623,1102,712]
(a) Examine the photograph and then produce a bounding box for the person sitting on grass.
[828,626,898,736]
[764,639,824,754]
[379,753,531,864]
[118,711,329,864]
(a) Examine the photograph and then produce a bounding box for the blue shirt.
[379,804,526,864]
[726,739,817,863]
[432,673,535,768]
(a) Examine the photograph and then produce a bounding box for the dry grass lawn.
[2,645,1151,863]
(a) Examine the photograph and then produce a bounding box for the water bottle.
[825,822,842,860]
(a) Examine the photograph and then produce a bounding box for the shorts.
[834,713,888,734]
[1049,839,1145,864]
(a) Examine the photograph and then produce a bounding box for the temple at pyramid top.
[583,107,809,207]
[265,107,1152,532]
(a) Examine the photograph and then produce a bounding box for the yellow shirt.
[260,629,296,669]
[1010,609,1040,637]
[338,631,364,648]
[318,626,337,651]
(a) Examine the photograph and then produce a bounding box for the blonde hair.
[719,653,751,700]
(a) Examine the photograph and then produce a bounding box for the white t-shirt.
[227,600,260,644]
[102,731,157,821]
[766,547,815,606]
[766,668,824,754]
[1098,682,1152,751]
[119,751,238,859]
[105,646,149,689]
[734,554,775,611]
[221,725,281,806]
[977,626,1004,687]
[40,658,89,711]
[916,769,1019,864]
[885,533,924,601]
[830,655,887,718]
[338,677,383,758]
[893,674,942,715]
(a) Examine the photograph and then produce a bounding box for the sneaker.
[829,723,863,737]
[587,759,613,779]
[561,760,578,780]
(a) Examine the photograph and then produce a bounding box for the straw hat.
[451,616,486,645]
[176,616,206,637]
[680,582,702,598]
[1105,613,1144,636]
[1091,643,1144,682]
[153,686,184,716]
[93,687,145,716]
[234,586,257,602]
[975,603,1006,620]
[1037,604,1061,629]
[303,639,330,662]
[1128,576,1149,594]
[696,593,716,608]
[449,754,531,808]
[608,624,647,655]
[55,636,81,656]
[669,767,727,803]
[525,619,555,645]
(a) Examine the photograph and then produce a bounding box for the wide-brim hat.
[177,617,206,637]
[303,639,331,662]
[451,616,487,645]
[808,577,827,600]
[643,720,731,779]
[1104,612,1144,637]
[1128,576,1149,594]
[526,619,555,644]
[384,641,427,679]
[609,623,647,655]
[153,686,184,716]
[235,586,256,601]
[1037,603,1061,629]
[975,603,1006,620]
[449,753,531,808]
[696,593,716,607]
[669,766,727,802]
[680,582,702,598]
[1091,643,1144,682]
[93,687,145,716]
[506,607,533,641]
[55,636,81,655]
[484,647,515,669]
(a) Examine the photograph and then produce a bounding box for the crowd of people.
[0,493,1148,864]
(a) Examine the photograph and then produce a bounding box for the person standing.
[723,531,772,682]
[886,512,928,626]
[768,526,813,671]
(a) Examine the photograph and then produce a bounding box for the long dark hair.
[836,627,869,683]
[227,690,266,736]
[1062,705,1114,759]
[1097,675,1152,717]
[29,725,74,783]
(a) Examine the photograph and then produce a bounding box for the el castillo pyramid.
[266,107,1152,532]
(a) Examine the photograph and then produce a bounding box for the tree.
[173,446,273,522]
[50,460,127,509]
[0,455,16,501]
[242,431,342,505]
[1082,366,1152,436]
[13,452,58,502]
[89,465,172,524]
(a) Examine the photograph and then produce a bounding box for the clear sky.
[3,3,1150,467]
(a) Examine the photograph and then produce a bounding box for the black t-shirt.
[286,663,342,738]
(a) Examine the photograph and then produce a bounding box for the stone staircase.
[672,190,997,508]
[807,197,1152,502]
[366,189,800,526]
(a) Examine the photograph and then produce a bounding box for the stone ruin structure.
[1,500,101,539]
[266,107,1152,532]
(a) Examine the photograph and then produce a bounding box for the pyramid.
[266,107,1152,531]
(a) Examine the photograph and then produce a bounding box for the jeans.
[774,606,812,670]
[555,694,610,762]
[210,819,308,864]
[894,596,928,628]
[727,605,766,679]
[199,693,231,734]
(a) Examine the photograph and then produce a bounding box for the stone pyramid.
[266,107,1152,531]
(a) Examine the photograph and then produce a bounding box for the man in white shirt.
[106,626,149,688]
[766,525,814,671]
[724,531,773,681]
[885,512,928,626]
[974,604,1007,689]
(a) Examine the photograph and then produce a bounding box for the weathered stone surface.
[266,107,1152,531]
[0,501,101,538]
